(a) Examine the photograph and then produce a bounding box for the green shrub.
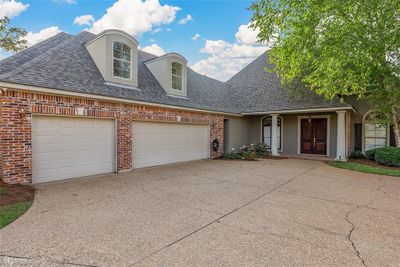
[374,147,400,167]
[253,143,269,157]
[349,150,365,159]
[242,150,257,160]
[365,148,378,161]
[224,151,242,160]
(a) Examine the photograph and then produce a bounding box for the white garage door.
[32,116,115,184]
[132,122,209,168]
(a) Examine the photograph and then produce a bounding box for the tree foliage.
[250,0,400,146]
[0,17,27,52]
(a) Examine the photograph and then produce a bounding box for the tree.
[250,0,400,146]
[0,16,27,52]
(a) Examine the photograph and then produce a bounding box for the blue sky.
[1,0,269,81]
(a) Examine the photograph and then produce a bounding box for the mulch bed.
[0,180,34,206]
[348,159,400,170]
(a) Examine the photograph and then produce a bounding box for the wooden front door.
[301,118,327,155]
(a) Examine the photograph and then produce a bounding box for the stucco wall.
[223,116,249,152]
[245,113,338,157]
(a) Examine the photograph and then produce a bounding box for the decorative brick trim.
[1,90,224,184]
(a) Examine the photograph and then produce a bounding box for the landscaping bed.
[0,180,34,229]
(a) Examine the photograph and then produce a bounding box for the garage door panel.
[32,116,115,184]
[132,122,209,168]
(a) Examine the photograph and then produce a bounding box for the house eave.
[0,81,242,117]
[241,106,356,115]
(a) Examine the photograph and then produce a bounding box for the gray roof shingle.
[0,31,349,114]
[226,52,350,113]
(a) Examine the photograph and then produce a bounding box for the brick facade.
[0,90,224,184]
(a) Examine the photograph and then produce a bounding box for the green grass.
[328,161,400,177]
[0,187,5,196]
[0,201,33,229]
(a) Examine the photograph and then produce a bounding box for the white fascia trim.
[104,81,140,91]
[144,52,188,64]
[0,82,242,117]
[241,106,355,115]
[84,29,139,46]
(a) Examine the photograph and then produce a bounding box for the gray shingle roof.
[226,52,350,113]
[0,31,349,114]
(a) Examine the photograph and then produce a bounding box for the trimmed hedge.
[365,148,378,161]
[374,147,400,167]
[349,150,365,159]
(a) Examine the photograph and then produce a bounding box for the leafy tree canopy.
[250,0,400,146]
[0,17,27,52]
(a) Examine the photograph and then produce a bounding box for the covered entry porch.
[224,107,354,160]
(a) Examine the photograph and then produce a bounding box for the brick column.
[210,117,224,158]
[1,97,32,184]
[117,116,132,172]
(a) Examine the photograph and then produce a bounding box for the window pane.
[263,117,272,126]
[114,49,122,59]
[121,70,130,79]
[172,62,182,76]
[113,42,122,51]
[172,76,182,90]
[113,67,122,78]
[113,59,122,69]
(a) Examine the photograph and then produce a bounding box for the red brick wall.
[1,90,224,184]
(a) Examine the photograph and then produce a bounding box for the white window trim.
[112,41,132,81]
[171,62,183,91]
[297,115,331,156]
[361,110,390,153]
[259,115,284,152]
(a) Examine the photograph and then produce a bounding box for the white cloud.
[25,26,61,47]
[152,27,162,33]
[141,44,165,56]
[89,0,180,37]
[235,23,260,45]
[0,0,29,18]
[166,28,171,32]
[191,23,272,81]
[73,14,94,26]
[191,33,201,41]
[177,14,192,25]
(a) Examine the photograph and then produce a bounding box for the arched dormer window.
[262,116,282,150]
[363,111,388,151]
[113,42,131,79]
[171,62,183,90]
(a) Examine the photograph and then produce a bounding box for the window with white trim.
[113,42,131,79]
[364,112,387,151]
[262,116,282,150]
[172,62,183,90]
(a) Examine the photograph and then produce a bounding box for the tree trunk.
[392,105,400,147]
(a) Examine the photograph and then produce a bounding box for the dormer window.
[113,42,131,79]
[171,62,183,90]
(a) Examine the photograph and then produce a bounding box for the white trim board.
[297,115,331,156]
[259,115,284,152]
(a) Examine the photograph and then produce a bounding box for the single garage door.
[132,122,209,168]
[32,116,115,184]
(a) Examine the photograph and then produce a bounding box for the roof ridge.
[0,33,74,80]
[226,51,268,84]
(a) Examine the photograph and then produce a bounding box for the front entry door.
[301,118,327,155]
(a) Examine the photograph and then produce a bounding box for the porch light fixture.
[307,114,312,123]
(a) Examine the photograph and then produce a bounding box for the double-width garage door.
[132,122,209,168]
[32,116,115,184]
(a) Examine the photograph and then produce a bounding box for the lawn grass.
[0,201,33,229]
[328,161,400,177]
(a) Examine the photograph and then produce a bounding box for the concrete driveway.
[1,159,399,267]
